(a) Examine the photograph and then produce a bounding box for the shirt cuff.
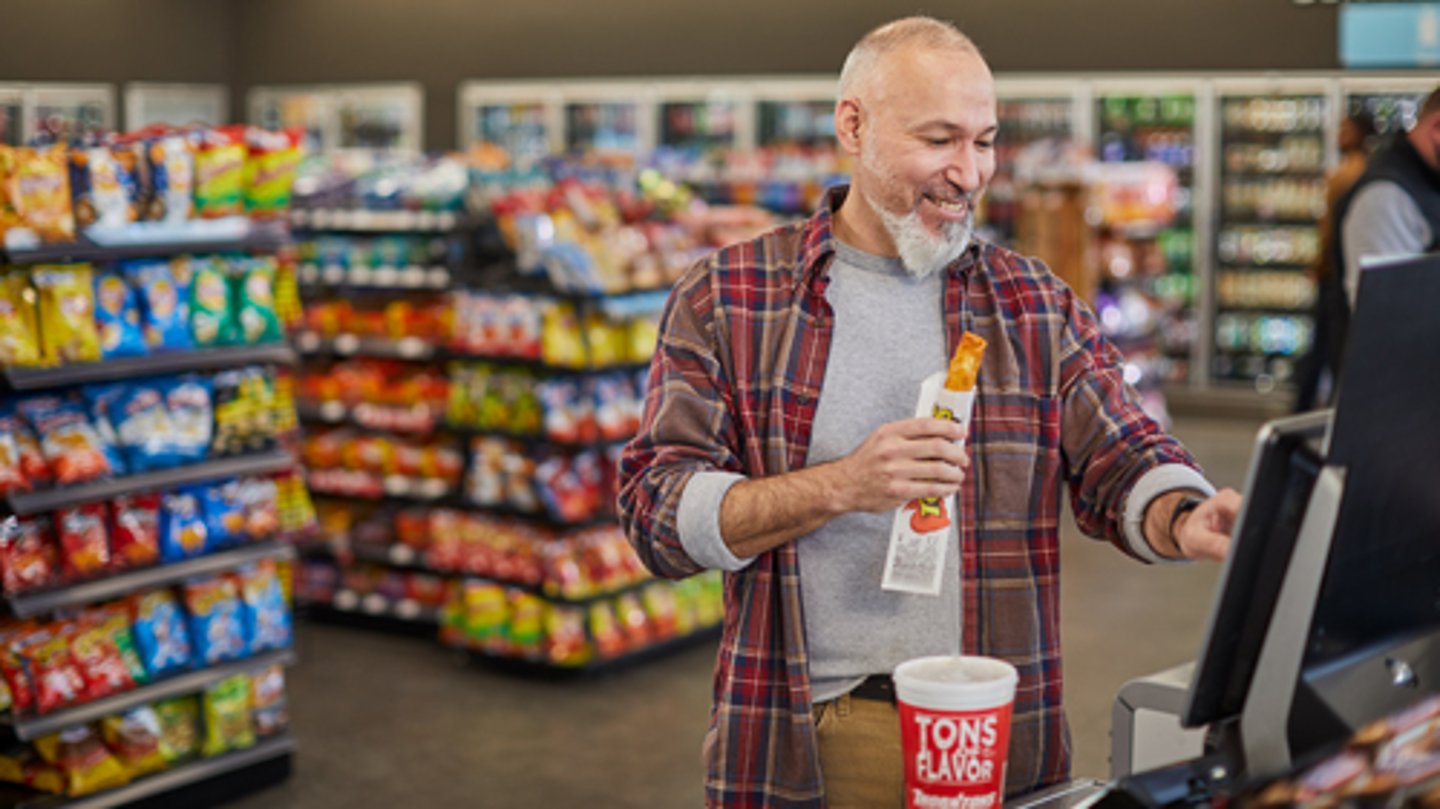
[1122,464,1217,564]
[678,471,755,572]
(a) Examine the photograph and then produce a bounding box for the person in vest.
[1337,86,1440,308]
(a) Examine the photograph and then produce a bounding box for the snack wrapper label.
[881,373,976,596]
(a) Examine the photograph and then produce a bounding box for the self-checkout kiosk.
[1103,252,1440,806]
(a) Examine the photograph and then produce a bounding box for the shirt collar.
[797,184,983,293]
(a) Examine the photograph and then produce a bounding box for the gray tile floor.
[229,414,1267,808]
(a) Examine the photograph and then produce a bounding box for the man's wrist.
[1143,489,1205,560]
[1167,494,1206,557]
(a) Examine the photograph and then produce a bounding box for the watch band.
[1167,493,1206,555]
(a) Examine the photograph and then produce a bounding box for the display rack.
[0,223,303,807]
[1211,84,1330,391]
[1093,84,1202,391]
[987,80,1081,246]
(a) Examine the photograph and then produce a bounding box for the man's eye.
[976,140,995,150]
[926,138,951,147]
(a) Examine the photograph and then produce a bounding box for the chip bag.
[129,589,192,678]
[196,481,246,550]
[16,396,112,485]
[92,268,147,360]
[160,374,213,464]
[33,725,130,797]
[108,494,161,569]
[69,146,139,229]
[142,134,194,223]
[201,673,255,757]
[17,629,87,714]
[188,256,237,347]
[183,576,248,666]
[54,503,111,581]
[66,618,135,700]
[159,490,208,562]
[100,706,167,778]
[108,383,182,473]
[33,264,101,364]
[77,383,128,477]
[250,664,288,737]
[238,560,291,654]
[233,257,283,344]
[0,515,58,595]
[121,258,191,352]
[245,127,303,216]
[0,269,43,368]
[152,695,201,762]
[9,146,74,242]
[192,127,246,219]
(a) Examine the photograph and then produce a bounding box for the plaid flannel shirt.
[618,187,1202,808]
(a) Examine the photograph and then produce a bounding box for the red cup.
[893,655,1018,809]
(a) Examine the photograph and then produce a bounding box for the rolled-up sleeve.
[1055,284,1209,562]
[618,260,747,579]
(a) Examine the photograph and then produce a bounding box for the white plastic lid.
[893,655,1018,712]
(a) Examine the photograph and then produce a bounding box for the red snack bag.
[18,629,87,714]
[1,516,59,595]
[56,504,111,581]
[109,494,160,569]
[0,431,29,496]
[0,625,37,715]
[0,412,52,489]
[68,619,135,701]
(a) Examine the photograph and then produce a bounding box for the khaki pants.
[812,693,905,808]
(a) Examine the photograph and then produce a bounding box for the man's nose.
[944,148,982,194]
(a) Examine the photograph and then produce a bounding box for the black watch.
[1167,494,1206,549]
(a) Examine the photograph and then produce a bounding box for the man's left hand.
[1172,488,1242,561]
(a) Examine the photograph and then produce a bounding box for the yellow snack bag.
[9,146,75,243]
[33,264,101,364]
[0,269,42,367]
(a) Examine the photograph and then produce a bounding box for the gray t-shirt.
[798,241,962,702]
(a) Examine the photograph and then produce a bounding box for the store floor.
[230,414,1267,809]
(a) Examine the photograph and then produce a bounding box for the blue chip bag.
[77,384,128,477]
[108,383,182,472]
[143,135,194,223]
[122,259,191,352]
[183,576,248,666]
[129,590,193,678]
[159,375,213,464]
[92,269,147,359]
[15,395,115,485]
[238,560,291,654]
[196,481,246,551]
[159,490,208,562]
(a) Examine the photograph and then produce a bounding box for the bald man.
[620,17,1240,808]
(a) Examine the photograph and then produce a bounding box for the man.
[619,17,1240,808]
[1337,86,1440,308]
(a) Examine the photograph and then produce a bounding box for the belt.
[849,674,896,703]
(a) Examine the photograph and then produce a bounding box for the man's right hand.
[828,417,971,513]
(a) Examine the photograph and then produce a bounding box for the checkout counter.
[1036,253,1440,807]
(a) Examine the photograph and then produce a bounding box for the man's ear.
[834,98,864,156]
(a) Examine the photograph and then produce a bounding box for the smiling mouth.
[924,195,970,216]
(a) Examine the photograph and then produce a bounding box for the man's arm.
[719,417,970,558]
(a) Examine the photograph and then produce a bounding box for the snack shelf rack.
[0,222,289,267]
[9,735,294,809]
[293,330,651,375]
[2,541,295,620]
[295,262,452,292]
[295,399,632,451]
[1,344,297,393]
[5,450,297,517]
[456,622,723,678]
[288,208,465,233]
[0,221,305,807]
[1,649,296,742]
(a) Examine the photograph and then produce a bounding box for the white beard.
[871,201,973,279]
[858,148,976,279]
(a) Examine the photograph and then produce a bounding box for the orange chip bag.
[944,332,987,392]
[9,146,75,243]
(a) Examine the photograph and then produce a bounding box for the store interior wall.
[0,0,1340,151]
[0,0,239,87]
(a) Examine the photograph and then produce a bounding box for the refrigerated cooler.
[1210,79,1331,393]
[561,84,653,157]
[457,81,564,164]
[987,78,1083,247]
[652,81,751,155]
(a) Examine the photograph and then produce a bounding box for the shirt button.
[798,394,814,405]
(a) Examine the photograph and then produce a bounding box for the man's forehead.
[863,46,993,101]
